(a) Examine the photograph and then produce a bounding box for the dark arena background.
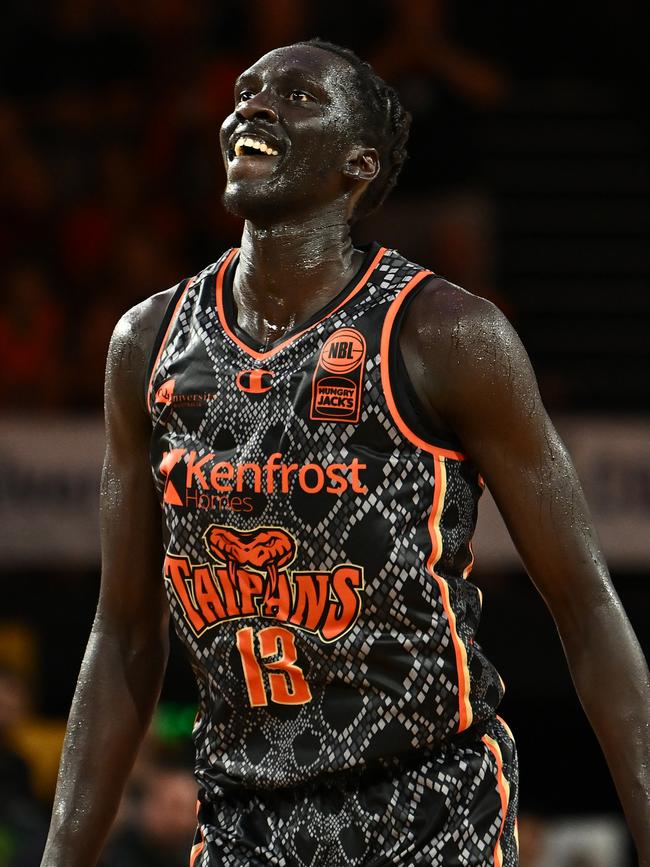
[1,2,649,865]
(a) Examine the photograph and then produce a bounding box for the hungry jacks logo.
[310,328,366,423]
[164,525,364,642]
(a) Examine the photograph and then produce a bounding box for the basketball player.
[41,41,650,867]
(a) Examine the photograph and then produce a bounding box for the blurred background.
[1,0,649,865]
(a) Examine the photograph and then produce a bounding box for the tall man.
[42,40,650,867]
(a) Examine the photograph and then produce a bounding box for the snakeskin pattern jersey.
[146,244,518,865]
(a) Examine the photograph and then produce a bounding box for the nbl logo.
[310,328,366,423]
[319,330,365,374]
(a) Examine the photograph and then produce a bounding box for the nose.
[236,91,279,124]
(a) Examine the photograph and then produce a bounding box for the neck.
[232,210,362,344]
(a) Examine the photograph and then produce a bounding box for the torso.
[145,243,504,793]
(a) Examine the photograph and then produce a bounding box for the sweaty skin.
[400,284,650,863]
[41,43,650,867]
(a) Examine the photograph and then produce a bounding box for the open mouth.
[228,134,280,161]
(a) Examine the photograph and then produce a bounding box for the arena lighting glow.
[154,703,197,741]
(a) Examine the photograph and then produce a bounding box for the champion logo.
[235,369,274,394]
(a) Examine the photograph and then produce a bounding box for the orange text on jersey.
[175,450,368,495]
[164,554,364,643]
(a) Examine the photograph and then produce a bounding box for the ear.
[342,147,380,182]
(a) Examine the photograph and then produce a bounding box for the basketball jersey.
[146,243,505,795]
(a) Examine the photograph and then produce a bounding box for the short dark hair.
[297,38,411,223]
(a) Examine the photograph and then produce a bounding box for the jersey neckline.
[215,242,386,361]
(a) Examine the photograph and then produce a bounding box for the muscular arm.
[402,284,650,862]
[41,293,173,867]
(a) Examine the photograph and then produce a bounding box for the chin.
[221,182,308,226]
[221,185,262,221]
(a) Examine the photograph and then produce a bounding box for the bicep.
[439,304,614,626]
[97,315,167,637]
[469,409,607,618]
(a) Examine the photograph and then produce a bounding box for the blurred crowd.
[0,0,509,411]
[0,660,197,867]
[0,1,641,864]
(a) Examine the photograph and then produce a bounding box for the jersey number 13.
[236,625,312,706]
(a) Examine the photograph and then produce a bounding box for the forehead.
[238,44,355,88]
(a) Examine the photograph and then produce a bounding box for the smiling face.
[219,44,377,224]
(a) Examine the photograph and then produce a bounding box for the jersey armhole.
[144,277,191,413]
[382,272,466,458]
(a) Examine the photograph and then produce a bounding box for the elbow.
[543,567,621,646]
[91,605,170,688]
[553,591,634,672]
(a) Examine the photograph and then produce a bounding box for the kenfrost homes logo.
[158,449,368,511]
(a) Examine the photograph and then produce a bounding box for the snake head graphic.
[204,526,296,594]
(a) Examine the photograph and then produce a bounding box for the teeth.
[233,136,279,157]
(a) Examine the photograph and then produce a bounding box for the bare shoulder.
[109,286,176,371]
[106,286,177,410]
[402,277,517,362]
[400,276,539,421]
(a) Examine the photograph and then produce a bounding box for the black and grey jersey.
[146,242,504,795]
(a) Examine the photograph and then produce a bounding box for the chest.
[155,294,394,442]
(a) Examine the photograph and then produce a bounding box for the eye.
[238,90,254,103]
[288,89,312,103]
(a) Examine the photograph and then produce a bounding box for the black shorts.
[190,715,518,867]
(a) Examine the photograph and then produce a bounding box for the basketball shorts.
[189,715,518,866]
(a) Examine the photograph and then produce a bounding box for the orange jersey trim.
[379,270,467,461]
[380,268,473,733]
[428,456,473,732]
[146,278,194,413]
[215,246,387,361]
[189,838,205,867]
[189,800,205,867]
[462,541,476,579]
[481,733,511,867]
